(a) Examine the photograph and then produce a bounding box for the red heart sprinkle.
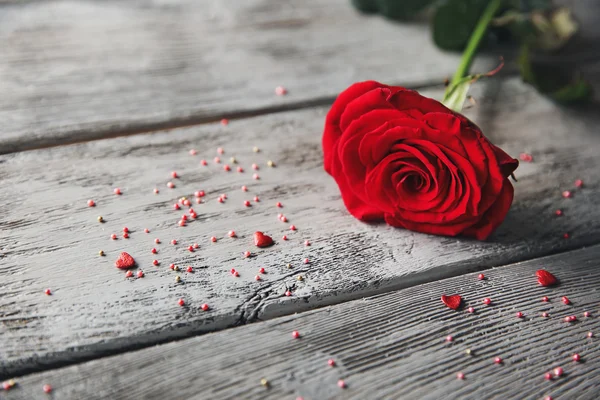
[253,231,274,248]
[536,270,558,287]
[115,252,136,269]
[441,294,462,310]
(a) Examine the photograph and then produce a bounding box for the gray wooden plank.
[4,245,600,400]
[0,0,503,154]
[1,76,600,378]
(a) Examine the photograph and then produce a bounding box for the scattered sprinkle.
[98,216,104,223]
[153,260,159,266]
[175,276,181,283]
[223,164,231,172]
[562,296,571,305]
[456,372,465,380]
[553,367,563,377]
[290,225,297,231]
[305,240,311,246]
[494,357,502,364]
[151,248,158,254]
[562,190,572,198]
[575,179,584,188]
[99,250,105,256]
[542,312,549,318]
[110,234,117,240]
[220,119,228,126]
[87,199,95,207]
[292,330,300,339]
[228,230,237,238]
[584,311,591,317]
[259,267,265,274]
[154,188,159,194]
[276,202,283,208]
[267,160,275,167]
[478,273,485,280]
[201,303,210,311]
[542,296,549,302]
[125,270,134,278]
[253,173,260,180]
[519,153,533,162]
[275,86,287,96]
[555,209,563,216]
[573,353,581,362]
[244,200,251,207]
[44,289,52,295]
[137,270,144,278]
[303,258,309,264]
[253,146,260,153]
[483,298,492,305]
[516,312,524,318]
[178,298,185,306]
[189,149,197,156]
[446,335,453,342]
[171,171,178,179]
[167,182,175,189]
[468,307,475,313]
[114,188,122,195]
[43,384,53,393]
[337,379,346,389]
[282,235,288,241]
[201,159,208,166]
[328,359,336,367]
[217,147,224,155]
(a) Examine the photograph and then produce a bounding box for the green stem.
[444,0,503,97]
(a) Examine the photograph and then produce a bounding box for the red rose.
[323,81,518,240]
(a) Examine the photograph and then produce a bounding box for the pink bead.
[290,225,297,231]
[153,260,159,266]
[545,397,553,400]
[217,147,224,154]
[181,214,188,221]
[478,273,484,280]
[151,248,157,254]
[253,173,259,180]
[275,86,287,96]
[45,288,52,295]
[494,357,502,364]
[190,212,197,219]
[519,153,533,162]
[468,307,475,313]
[221,193,227,199]
[221,119,228,125]
[276,202,283,208]
[303,258,309,264]
[194,190,205,197]
[178,298,185,307]
[542,312,549,318]
[211,236,217,243]
[542,296,549,302]
[218,197,224,203]
[196,197,202,204]
[43,384,53,393]
[483,298,492,305]
[186,266,193,273]
[189,149,197,156]
[562,296,570,305]
[233,271,240,277]
[255,275,261,281]
[228,230,236,238]
[252,163,259,170]
[544,373,553,381]
[562,190,572,198]
[254,196,260,202]
[563,232,570,239]
[292,330,300,339]
[445,335,453,342]
[137,270,144,278]
[573,353,581,362]
[154,188,159,194]
[575,179,584,188]
[456,372,465,380]
[144,228,150,233]
[588,332,594,338]
[154,238,160,244]
[237,166,244,173]
[123,227,129,233]
[305,240,310,246]
[554,367,563,377]
[87,199,95,207]
[111,234,117,240]
[114,188,122,195]
[281,216,288,223]
[337,379,346,388]
[214,157,221,164]
[328,359,336,367]
[183,199,191,207]
[244,251,251,258]
[285,290,292,296]
[169,264,175,270]
[171,171,178,179]
[244,200,251,207]
[230,268,237,275]
[174,203,181,210]
[122,232,129,239]
[125,270,133,278]
[241,185,248,191]
[167,182,175,189]
[282,235,288,241]
[201,303,210,311]
[223,164,231,171]
[193,243,199,249]
[259,267,265,274]
[201,159,208,166]
[171,239,177,245]
[188,245,194,252]
[555,209,563,216]
[584,311,591,317]
[516,312,524,318]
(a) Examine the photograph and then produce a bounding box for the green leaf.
[432,0,492,51]
[518,45,593,104]
[350,0,435,20]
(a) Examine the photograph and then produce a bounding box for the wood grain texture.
[0,0,500,154]
[4,245,600,400]
[1,77,600,378]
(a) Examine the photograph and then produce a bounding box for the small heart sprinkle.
[441,294,462,310]
[115,252,135,269]
[536,270,558,287]
[254,231,274,248]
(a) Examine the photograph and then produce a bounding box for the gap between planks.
[4,244,600,400]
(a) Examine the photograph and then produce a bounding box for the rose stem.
[445,0,504,97]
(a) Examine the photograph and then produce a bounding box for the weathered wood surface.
[0,0,499,154]
[5,245,600,400]
[1,77,600,378]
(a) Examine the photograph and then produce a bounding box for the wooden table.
[1,1,600,399]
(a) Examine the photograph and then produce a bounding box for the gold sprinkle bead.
[97,216,104,223]
[267,160,275,167]
[99,250,105,256]
[297,275,303,281]
[175,276,181,283]
[253,146,260,153]
[260,378,269,387]
[465,349,472,356]
[230,157,237,164]
[286,263,292,269]
[7,379,16,387]
[174,265,180,271]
